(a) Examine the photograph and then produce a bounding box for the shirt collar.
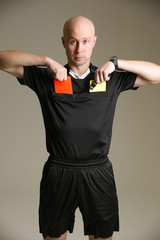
[69,68,90,79]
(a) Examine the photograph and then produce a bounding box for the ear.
[61,37,66,48]
[93,35,97,47]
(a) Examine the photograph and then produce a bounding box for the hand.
[94,61,115,83]
[46,57,67,81]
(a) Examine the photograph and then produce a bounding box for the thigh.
[40,164,79,215]
[79,160,119,238]
[80,160,118,219]
[39,163,79,238]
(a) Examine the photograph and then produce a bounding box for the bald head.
[62,16,97,71]
[63,16,96,39]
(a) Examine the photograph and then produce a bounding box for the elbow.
[0,52,5,70]
[151,67,160,84]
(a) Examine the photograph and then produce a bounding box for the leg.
[39,162,78,240]
[89,235,112,240]
[44,231,67,240]
[79,160,119,240]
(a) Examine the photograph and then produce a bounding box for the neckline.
[69,68,91,79]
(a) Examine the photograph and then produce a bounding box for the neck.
[68,62,90,77]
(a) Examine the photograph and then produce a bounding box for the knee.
[44,232,67,240]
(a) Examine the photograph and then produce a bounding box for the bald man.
[0,16,160,240]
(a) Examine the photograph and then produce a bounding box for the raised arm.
[95,58,160,87]
[0,50,67,81]
[118,60,160,87]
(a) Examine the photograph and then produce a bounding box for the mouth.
[74,56,84,61]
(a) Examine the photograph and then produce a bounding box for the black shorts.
[39,156,119,239]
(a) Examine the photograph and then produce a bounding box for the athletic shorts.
[39,156,119,239]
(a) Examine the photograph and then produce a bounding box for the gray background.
[0,0,160,240]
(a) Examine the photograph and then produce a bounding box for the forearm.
[0,50,47,70]
[0,50,67,81]
[118,59,160,83]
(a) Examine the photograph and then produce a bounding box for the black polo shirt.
[17,64,137,161]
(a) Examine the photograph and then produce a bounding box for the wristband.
[110,56,118,70]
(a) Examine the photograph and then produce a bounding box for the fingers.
[95,61,115,83]
[47,59,67,81]
[54,67,67,81]
[95,69,110,83]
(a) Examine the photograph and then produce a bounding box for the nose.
[76,42,83,53]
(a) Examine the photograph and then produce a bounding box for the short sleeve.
[17,65,53,94]
[111,69,138,93]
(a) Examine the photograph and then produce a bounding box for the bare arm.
[118,60,160,87]
[95,59,160,87]
[0,50,67,81]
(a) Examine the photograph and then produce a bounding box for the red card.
[54,76,73,94]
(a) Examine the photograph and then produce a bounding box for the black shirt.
[17,64,137,161]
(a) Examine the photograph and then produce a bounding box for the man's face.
[62,19,97,68]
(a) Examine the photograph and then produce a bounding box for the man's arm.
[118,60,160,87]
[0,50,67,81]
[95,59,160,87]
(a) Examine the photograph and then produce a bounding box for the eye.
[83,39,89,44]
[70,40,77,45]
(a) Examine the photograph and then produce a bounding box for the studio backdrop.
[0,1,160,240]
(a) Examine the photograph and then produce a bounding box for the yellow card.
[89,80,106,92]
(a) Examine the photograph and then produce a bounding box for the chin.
[75,62,84,66]
[74,60,87,67]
